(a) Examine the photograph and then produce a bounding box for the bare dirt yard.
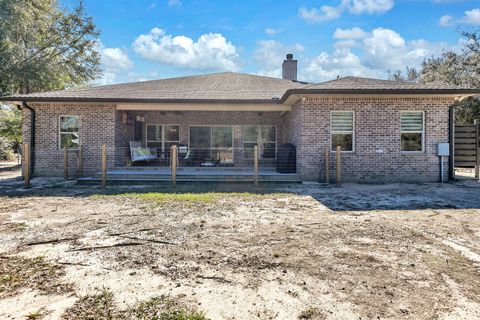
[1,173,480,319]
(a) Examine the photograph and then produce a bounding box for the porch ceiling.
[116,103,291,112]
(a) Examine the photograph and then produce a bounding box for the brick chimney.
[282,53,297,81]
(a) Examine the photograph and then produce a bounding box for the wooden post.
[77,145,83,177]
[324,146,330,184]
[101,144,107,187]
[336,146,341,186]
[171,145,177,186]
[23,143,30,189]
[64,146,69,180]
[475,120,479,179]
[254,145,259,185]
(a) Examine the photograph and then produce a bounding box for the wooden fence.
[454,122,479,168]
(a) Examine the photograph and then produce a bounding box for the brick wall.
[24,103,116,176]
[23,97,455,182]
[293,96,455,182]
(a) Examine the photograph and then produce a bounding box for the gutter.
[280,88,480,103]
[1,97,283,105]
[20,101,35,176]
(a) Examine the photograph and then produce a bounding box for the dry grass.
[93,191,282,204]
[0,256,71,297]
[126,295,207,320]
[26,308,49,320]
[62,288,207,320]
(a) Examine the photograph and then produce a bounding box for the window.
[243,125,277,158]
[189,126,233,163]
[146,124,180,152]
[59,116,79,149]
[401,111,424,152]
[331,111,354,152]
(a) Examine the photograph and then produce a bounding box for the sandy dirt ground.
[1,174,480,319]
[0,163,21,182]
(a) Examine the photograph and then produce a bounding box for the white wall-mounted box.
[436,143,449,156]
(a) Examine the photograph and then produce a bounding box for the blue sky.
[63,0,480,84]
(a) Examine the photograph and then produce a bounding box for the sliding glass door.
[189,126,233,163]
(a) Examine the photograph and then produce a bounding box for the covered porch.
[112,103,297,175]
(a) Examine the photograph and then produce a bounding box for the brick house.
[3,55,479,182]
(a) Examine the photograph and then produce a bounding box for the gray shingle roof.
[2,74,478,104]
[3,72,309,103]
[303,76,467,90]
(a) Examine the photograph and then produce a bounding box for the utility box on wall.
[436,143,450,156]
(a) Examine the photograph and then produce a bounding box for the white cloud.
[102,48,133,71]
[349,0,394,14]
[438,8,480,27]
[301,27,453,82]
[133,27,239,71]
[439,15,454,27]
[462,8,480,25]
[333,27,368,39]
[254,40,304,77]
[265,27,279,36]
[298,2,346,22]
[302,48,378,81]
[96,42,133,85]
[299,0,394,22]
[168,0,181,6]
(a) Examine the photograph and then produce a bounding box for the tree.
[419,30,480,124]
[388,67,420,82]
[0,105,22,161]
[0,0,101,96]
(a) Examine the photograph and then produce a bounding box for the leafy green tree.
[419,30,480,124]
[0,0,101,95]
[0,105,22,161]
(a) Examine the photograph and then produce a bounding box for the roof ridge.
[85,71,233,89]
[302,75,420,89]
[83,71,310,91]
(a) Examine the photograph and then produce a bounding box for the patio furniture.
[181,148,220,166]
[129,141,157,163]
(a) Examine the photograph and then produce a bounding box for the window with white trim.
[400,111,424,152]
[59,116,79,149]
[146,125,180,152]
[331,111,354,151]
[243,125,277,158]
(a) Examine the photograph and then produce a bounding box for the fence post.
[64,146,69,180]
[101,144,107,187]
[23,143,30,189]
[254,145,259,185]
[77,145,83,177]
[324,146,329,184]
[336,146,341,186]
[475,120,479,179]
[171,145,177,186]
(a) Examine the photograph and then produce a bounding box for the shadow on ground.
[1,172,480,212]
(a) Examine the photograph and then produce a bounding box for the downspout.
[21,101,35,176]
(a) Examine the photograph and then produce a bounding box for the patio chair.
[181,148,219,166]
[129,141,157,163]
